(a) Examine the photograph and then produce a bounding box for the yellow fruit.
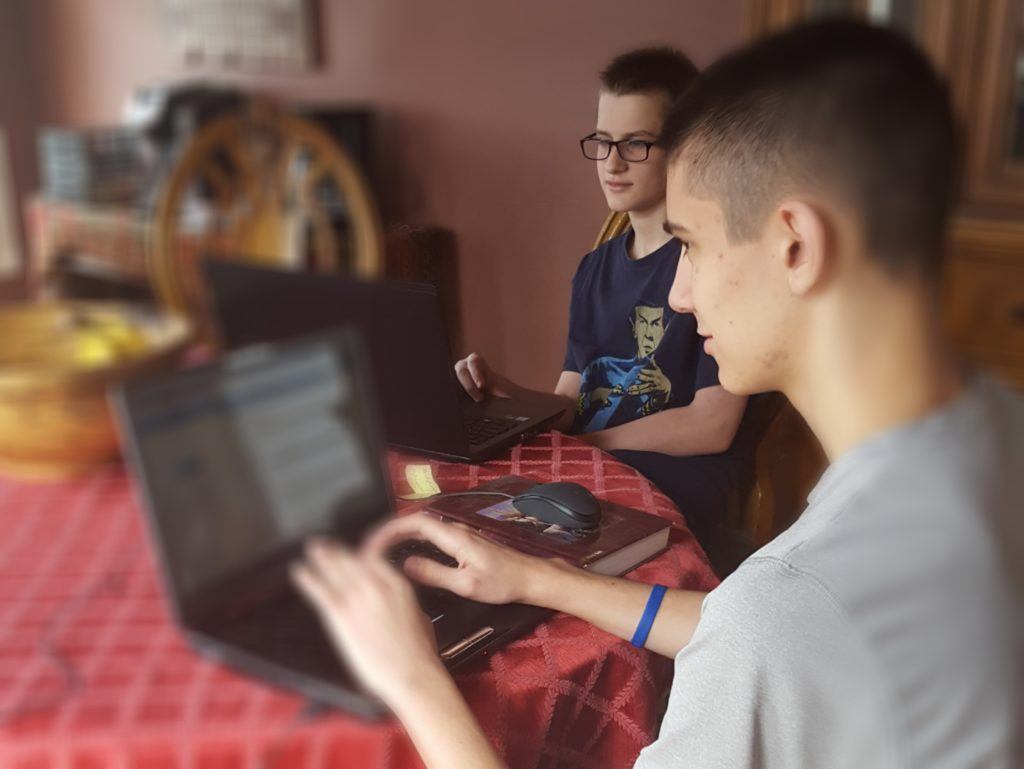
[99,322,148,357]
[73,332,118,368]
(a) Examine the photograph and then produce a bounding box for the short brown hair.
[600,47,698,104]
[661,21,958,275]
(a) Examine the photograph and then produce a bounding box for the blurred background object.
[38,126,153,207]
[148,99,383,334]
[0,301,192,479]
[6,89,391,476]
[0,0,747,390]
[6,69,452,478]
[160,0,319,73]
[0,128,20,281]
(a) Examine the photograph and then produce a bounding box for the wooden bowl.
[0,301,193,480]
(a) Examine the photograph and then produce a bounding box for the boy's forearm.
[581,410,725,454]
[392,666,508,769]
[522,559,706,659]
[581,391,746,455]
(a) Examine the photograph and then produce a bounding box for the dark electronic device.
[112,327,548,717]
[512,482,602,531]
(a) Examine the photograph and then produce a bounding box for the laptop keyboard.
[223,541,459,657]
[463,415,521,446]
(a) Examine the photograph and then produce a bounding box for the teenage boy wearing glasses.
[453,48,757,553]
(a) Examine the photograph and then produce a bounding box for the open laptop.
[112,327,548,717]
[202,259,568,463]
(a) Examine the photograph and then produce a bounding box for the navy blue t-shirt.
[563,232,720,434]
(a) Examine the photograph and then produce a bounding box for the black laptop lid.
[203,259,469,456]
[114,328,392,623]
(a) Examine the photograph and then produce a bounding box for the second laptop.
[203,259,568,463]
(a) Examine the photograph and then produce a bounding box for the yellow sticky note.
[401,464,441,500]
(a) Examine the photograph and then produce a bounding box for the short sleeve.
[562,252,594,374]
[562,281,581,372]
[694,343,721,391]
[633,559,898,769]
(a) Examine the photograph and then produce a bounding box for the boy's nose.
[603,148,629,172]
[668,256,694,315]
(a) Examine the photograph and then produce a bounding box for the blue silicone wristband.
[630,584,668,649]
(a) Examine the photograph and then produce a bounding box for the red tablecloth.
[0,432,718,769]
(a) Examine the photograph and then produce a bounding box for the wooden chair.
[738,396,825,547]
[592,210,826,560]
[150,101,384,338]
[592,210,631,249]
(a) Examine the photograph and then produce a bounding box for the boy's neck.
[786,276,966,463]
[627,203,672,260]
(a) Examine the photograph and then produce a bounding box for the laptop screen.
[120,331,391,600]
[203,260,472,457]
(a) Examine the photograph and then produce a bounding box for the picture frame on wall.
[160,0,319,73]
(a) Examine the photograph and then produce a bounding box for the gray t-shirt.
[635,379,1024,769]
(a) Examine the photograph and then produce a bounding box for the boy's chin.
[602,195,634,213]
[717,363,757,397]
[719,367,773,397]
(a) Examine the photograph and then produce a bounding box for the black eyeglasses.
[580,133,658,162]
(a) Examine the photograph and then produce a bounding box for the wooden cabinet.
[945,218,1024,385]
[747,0,1024,388]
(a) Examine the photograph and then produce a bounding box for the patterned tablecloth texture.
[0,432,718,769]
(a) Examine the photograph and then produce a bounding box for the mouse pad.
[476,499,587,544]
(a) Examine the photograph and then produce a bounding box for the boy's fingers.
[454,360,484,401]
[290,562,342,615]
[402,555,467,593]
[307,540,361,588]
[363,516,425,554]
[362,551,412,590]
[467,354,487,389]
[364,513,470,561]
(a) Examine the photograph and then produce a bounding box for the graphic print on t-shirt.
[575,303,673,432]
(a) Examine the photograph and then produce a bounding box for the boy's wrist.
[388,660,461,719]
[520,556,588,610]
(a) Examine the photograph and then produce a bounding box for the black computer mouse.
[512,482,602,531]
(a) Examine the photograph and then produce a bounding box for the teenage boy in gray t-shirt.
[289,21,1023,769]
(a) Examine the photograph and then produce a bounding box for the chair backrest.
[593,211,631,250]
[739,396,826,546]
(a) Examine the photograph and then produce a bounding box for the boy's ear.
[774,199,832,297]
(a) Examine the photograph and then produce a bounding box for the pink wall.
[14,0,744,388]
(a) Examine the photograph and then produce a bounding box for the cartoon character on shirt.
[575,304,673,432]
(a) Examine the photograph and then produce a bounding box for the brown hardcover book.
[421,476,670,576]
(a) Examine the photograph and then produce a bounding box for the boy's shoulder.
[574,231,629,278]
[743,376,1024,633]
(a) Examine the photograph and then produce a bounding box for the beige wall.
[10,0,744,387]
